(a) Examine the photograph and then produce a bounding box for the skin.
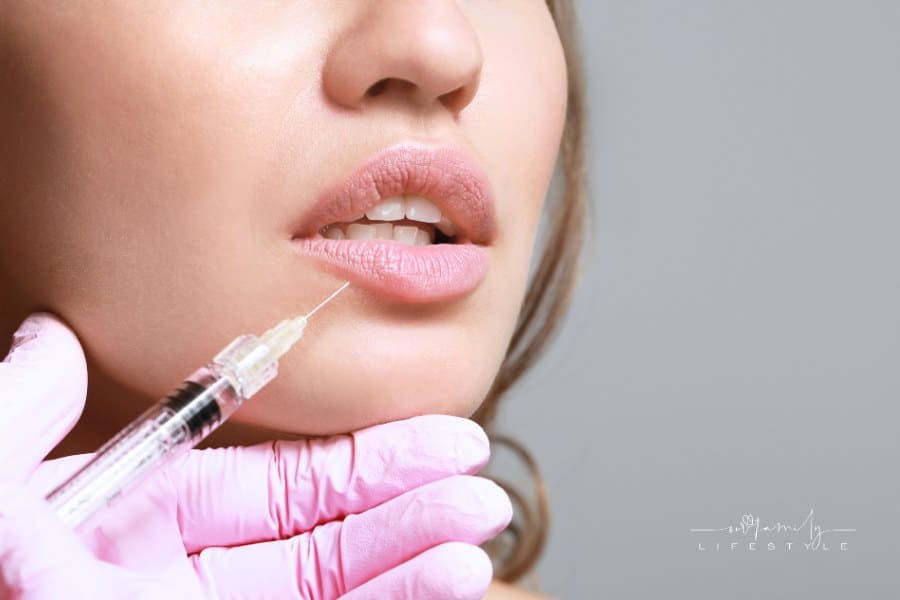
[0,2,566,595]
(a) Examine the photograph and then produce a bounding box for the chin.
[226,324,501,437]
[231,372,487,437]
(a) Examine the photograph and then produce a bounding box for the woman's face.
[0,2,567,436]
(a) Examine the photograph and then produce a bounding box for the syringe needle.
[46,280,352,531]
[257,281,350,363]
[304,281,350,320]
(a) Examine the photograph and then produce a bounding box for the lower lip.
[290,237,490,303]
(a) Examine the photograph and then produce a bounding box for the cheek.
[0,8,327,397]
[465,6,569,308]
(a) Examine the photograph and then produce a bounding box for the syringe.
[46,281,350,530]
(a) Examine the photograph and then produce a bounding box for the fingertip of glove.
[3,312,88,428]
[427,542,494,600]
[449,476,514,540]
[8,312,80,359]
[381,414,490,475]
[452,417,490,474]
[480,478,514,535]
[7,313,49,356]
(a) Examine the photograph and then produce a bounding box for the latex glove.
[0,313,512,599]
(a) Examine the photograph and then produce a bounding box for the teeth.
[373,223,393,240]
[392,225,419,245]
[436,216,456,238]
[323,223,434,246]
[357,195,446,226]
[323,227,345,240]
[365,197,404,221]
[404,195,442,223]
[325,195,453,243]
[346,223,376,240]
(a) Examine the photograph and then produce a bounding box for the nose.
[322,1,484,116]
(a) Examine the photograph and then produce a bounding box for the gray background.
[494,1,900,598]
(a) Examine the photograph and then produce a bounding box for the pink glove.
[0,313,512,599]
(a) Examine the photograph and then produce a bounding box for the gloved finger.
[188,475,510,600]
[168,414,491,553]
[338,543,494,600]
[0,312,88,481]
[35,454,211,584]
[0,482,94,597]
[0,482,203,599]
[334,475,511,592]
[29,453,94,498]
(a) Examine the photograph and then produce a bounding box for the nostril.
[366,78,390,97]
[438,80,479,114]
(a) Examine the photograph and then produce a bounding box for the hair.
[472,0,589,586]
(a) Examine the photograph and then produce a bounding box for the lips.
[290,143,497,303]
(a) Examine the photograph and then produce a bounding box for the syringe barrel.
[46,365,245,530]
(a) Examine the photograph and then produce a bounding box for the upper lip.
[291,142,498,245]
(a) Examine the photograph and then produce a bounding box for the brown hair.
[472,0,589,585]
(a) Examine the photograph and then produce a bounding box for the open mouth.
[290,143,495,303]
[318,195,458,246]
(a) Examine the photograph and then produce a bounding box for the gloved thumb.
[0,312,88,481]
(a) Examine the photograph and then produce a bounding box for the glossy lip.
[290,143,497,303]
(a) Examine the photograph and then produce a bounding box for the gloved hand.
[0,312,512,599]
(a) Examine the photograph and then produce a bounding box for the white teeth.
[341,195,452,233]
[373,223,393,240]
[365,197,404,221]
[393,225,419,245]
[413,229,431,246]
[346,223,376,240]
[323,227,345,240]
[322,222,435,245]
[404,195,442,223]
[436,216,456,238]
